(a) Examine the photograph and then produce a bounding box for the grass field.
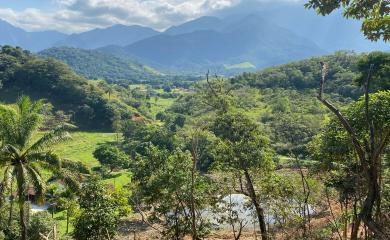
[47,131,130,237]
[103,171,132,189]
[149,97,177,117]
[50,131,118,168]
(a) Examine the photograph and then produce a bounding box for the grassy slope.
[51,132,117,168]
[49,131,130,237]
[149,97,177,117]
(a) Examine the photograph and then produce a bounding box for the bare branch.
[364,64,375,154]
[317,62,366,165]
[205,70,219,99]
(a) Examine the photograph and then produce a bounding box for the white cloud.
[0,0,241,33]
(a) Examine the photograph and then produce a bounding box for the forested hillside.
[39,47,162,83]
[0,46,134,130]
[232,51,363,98]
[0,44,389,240]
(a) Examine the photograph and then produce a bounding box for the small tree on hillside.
[93,145,129,172]
[212,111,274,240]
[316,61,389,239]
[73,179,120,240]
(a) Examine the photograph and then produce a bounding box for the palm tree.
[0,96,72,240]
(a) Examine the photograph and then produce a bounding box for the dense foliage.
[231,51,362,99]
[39,47,201,86]
[73,180,125,240]
[0,43,389,239]
[39,47,161,84]
[0,96,78,240]
[0,45,133,130]
[93,145,130,172]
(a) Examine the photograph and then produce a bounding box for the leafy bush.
[28,212,58,240]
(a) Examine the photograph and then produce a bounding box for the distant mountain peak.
[53,23,159,49]
[0,19,68,52]
[99,24,157,31]
[165,15,223,35]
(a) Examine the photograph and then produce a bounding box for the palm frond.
[17,96,43,149]
[0,165,15,206]
[27,152,61,169]
[27,165,46,204]
[62,159,90,174]
[56,169,81,192]
[0,106,19,145]
[2,165,15,192]
[0,96,43,149]
[27,125,72,154]
[1,144,21,159]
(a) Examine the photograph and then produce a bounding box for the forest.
[0,44,388,239]
[0,0,389,239]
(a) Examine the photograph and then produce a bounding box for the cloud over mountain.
[0,0,241,33]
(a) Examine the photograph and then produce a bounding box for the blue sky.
[0,0,304,33]
[1,0,56,11]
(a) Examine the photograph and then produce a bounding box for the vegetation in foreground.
[0,48,388,240]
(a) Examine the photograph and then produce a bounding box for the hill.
[230,51,364,99]
[102,15,324,72]
[39,47,162,83]
[54,24,159,49]
[0,46,135,130]
[167,51,390,158]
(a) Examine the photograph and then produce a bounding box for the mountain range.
[101,14,324,70]
[1,2,388,74]
[54,24,159,49]
[0,19,67,52]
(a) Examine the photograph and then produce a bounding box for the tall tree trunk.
[190,161,197,240]
[243,170,267,240]
[343,199,348,240]
[66,209,69,236]
[376,158,383,223]
[16,163,28,240]
[190,131,201,240]
[19,201,28,240]
[318,63,389,239]
[8,194,14,227]
[351,199,360,240]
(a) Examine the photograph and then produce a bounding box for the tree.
[305,0,389,41]
[28,212,58,240]
[130,146,214,239]
[178,127,218,239]
[0,200,21,240]
[73,179,126,240]
[57,190,79,237]
[0,46,130,131]
[317,61,389,239]
[0,96,73,240]
[212,111,274,240]
[356,52,390,92]
[93,145,129,172]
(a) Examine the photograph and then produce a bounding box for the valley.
[0,1,389,240]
